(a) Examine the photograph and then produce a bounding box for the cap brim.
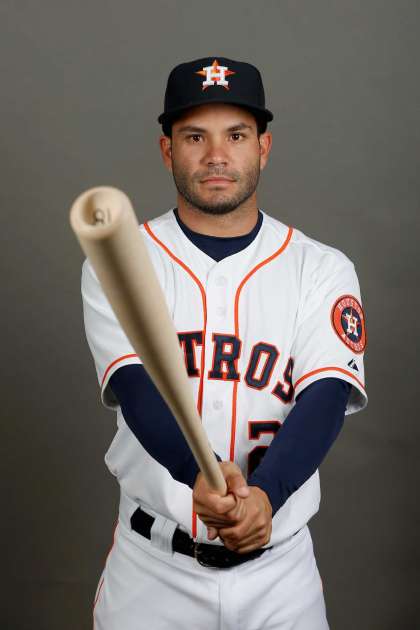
[158,99,273,125]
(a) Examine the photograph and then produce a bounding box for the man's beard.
[171,159,261,216]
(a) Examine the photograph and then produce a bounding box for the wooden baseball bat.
[69,186,226,494]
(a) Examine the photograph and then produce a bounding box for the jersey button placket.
[214,276,228,320]
[204,272,230,423]
[206,274,230,329]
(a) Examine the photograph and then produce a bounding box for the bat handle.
[202,458,227,495]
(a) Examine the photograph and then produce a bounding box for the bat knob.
[70,186,130,237]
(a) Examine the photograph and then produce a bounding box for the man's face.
[162,103,271,216]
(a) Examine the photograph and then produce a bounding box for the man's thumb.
[226,472,250,498]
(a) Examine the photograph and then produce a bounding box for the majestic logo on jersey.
[196,59,235,90]
[331,295,366,353]
[347,358,359,371]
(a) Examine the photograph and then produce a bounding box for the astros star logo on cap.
[196,59,236,91]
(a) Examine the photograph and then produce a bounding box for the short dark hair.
[162,109,268,138]
[254,114,268,136]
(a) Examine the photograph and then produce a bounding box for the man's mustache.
[196,170,239,181]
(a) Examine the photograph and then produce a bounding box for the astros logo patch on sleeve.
[331,295,366,353]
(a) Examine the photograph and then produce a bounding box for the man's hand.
[193,461,250,530]
[216,485,273,554]
[192,462,273,554]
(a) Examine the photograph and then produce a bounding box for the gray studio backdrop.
[2,2,418,629]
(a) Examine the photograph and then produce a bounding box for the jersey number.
[247,421,281,476]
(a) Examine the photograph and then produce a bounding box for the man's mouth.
[201,177,235,183]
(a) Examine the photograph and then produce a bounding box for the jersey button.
[213,400,223,410]
[216,276,227,286]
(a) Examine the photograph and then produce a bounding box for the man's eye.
[188,134,202,142]
[231,133,243,141]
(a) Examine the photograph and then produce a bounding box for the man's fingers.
[236,541,266,554]
[193,464,250,521]
[225,471,250,499]
[195,492,237,516]
[235,486,250,498]
[223,495,246,522]
[218,515,269,545]
[236,525,271,553]
[198,496,246,527]
[218,516,252,542]
[221,528,269,553]
[200,515,235,528]
[199,484,273,553]
[218,461,250,499]
[207,527,218,540]
[235,530,266,549]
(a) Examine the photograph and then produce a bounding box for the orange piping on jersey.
[294,366,366,392]
[229,226,294,462]
[93,577,104,612]
[92,519,119,628]
[144,221,207,539]
[101,353,139,389]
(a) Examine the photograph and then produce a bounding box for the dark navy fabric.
[108,209,351,514]
[109,364,216,489]
[247,378,351,514]
[173,207,263,262]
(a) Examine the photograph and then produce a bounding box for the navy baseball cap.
[158,57,273,131]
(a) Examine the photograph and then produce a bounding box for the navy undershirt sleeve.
[109,364,221,489]
[247,378,352,515]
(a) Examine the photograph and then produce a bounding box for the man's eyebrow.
[227,123,253,132]
[176,122,254,134]
[176,125,207,134]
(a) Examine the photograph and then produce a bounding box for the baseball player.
[81,57,367,629]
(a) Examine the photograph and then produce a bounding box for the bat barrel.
[69,186,227,496]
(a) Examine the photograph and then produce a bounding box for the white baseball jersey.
[81,207,367,548]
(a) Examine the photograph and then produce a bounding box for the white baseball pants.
[93,495,329,630]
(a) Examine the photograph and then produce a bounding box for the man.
[82,57,367,629]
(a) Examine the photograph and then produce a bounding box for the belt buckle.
[193,542,209,567]
[193,541,267,569]
[193,542,223,568]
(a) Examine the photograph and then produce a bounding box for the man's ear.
[159,135,172,171]
[259,131,272,171]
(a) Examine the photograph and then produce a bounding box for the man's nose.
[203,138,229,166]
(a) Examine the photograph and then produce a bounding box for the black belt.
[130,506,272,569]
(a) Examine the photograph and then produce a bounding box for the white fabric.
[150,513,178,555]
[81,208,368,548]
[290,237,366,412]
[93,492,329,630]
